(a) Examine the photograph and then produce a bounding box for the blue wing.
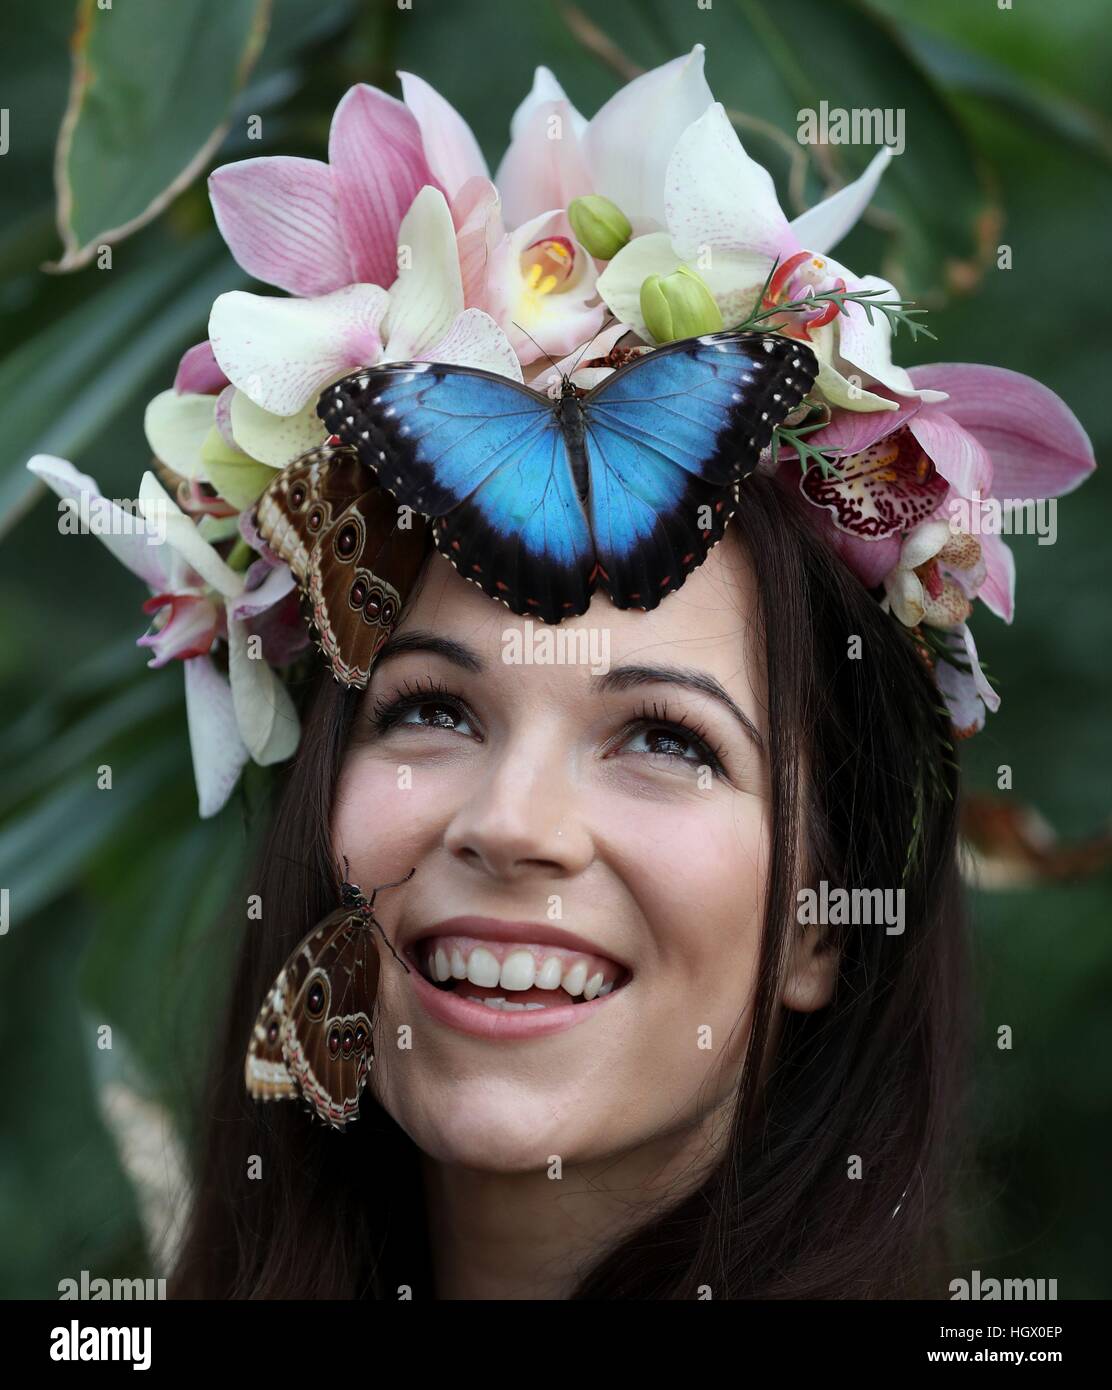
[320,364,595,621]
[581,333,817,609]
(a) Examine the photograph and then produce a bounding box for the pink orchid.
[25,455,300,817]
[784,364,1095,731]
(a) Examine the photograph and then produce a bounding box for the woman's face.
[332,535,783,1172]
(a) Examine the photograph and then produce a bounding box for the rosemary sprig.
[738,281,936,343]
[771,420,845,481]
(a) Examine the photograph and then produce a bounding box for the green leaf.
[50,0,272,271]
[0,235,243,535]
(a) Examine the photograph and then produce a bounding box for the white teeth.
[562,961,588,997]
[466,946,501,988]
[536,956,563,989]
[421,939,625,1002]
[500,949,536,991]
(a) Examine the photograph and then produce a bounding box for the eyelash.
[365,678,728,776]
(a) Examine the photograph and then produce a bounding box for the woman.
[167,469,969,1299]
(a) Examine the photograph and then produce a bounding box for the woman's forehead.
[386,537,767,721]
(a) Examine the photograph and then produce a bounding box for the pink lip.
[407,963,628,1040]
[407,915,630,970]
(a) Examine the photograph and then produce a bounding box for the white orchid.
[26,455,299,817]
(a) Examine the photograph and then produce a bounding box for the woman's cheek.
[333,752,460,861]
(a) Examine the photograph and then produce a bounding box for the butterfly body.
[244,868,414,1130]
[318,331,818,624]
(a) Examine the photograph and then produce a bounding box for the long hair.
[168,472,972,1298]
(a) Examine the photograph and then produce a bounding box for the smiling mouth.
[405,937,633,1011]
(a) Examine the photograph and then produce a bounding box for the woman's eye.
[622,723,718,769]
[387,699,475,737]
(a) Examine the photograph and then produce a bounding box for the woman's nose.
[442,738,593,881]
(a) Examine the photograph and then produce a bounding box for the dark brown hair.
[168,472,971,1299]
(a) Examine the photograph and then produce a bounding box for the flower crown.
[27,47,1096,818]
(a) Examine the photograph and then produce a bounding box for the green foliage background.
[0,0,1108,1298]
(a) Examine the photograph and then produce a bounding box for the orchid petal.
[399,69,490,200]
[934,622,999,733]
[226,615,300,764]
[229,390,326,468]
[382,186,464,358]
[908,410,992,498]
[978,531,1016,623]
[583,45,715,232]
[451,175,509,315]
[907,363,1096,500]
[209,284,388,415]
[143,391,215,479]
[494,98,593,231]
[329,83,443,290]
[901,518,953,569]
[26,454,171,589]
[227,563,296,623]
[884,567,926,627]
[138,471,244,599]
[789,147,892,256]
[208,156,352,296]
[665,104,793,262]
[824,527,902,588]
[423,308,524,381]
[835,272,949,402]
[816,356,901,413]
[808,395,922,455]
[183,654,250,818]
[507,66,588,142]
[174,341,228,395]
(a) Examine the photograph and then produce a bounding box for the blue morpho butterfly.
[316,330,819,624]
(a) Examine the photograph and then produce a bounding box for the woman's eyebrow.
[595,664,765,754]
[371,632,764,753]
[372,629,485,673]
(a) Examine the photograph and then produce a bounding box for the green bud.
[640,265,724,343]
[567,194,632,260]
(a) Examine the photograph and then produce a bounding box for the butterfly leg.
[365,866,416,972]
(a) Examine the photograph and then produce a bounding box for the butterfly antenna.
[510,321,566,380]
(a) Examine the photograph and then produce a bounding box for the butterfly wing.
[319,365,595,623]
[580,332,818,610]
[254,444,431,687]
[245,906,380,1129]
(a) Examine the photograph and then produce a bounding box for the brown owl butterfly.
[252,443,432,688]
[244,864,415,1129]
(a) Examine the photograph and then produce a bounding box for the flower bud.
[640,265,723,343]
[567,195,632,260]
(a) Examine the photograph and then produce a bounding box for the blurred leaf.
[0,234,243,534]
[50,0,272,272]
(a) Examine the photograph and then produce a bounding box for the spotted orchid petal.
[208,283,389,416]
[423,307,524,380]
